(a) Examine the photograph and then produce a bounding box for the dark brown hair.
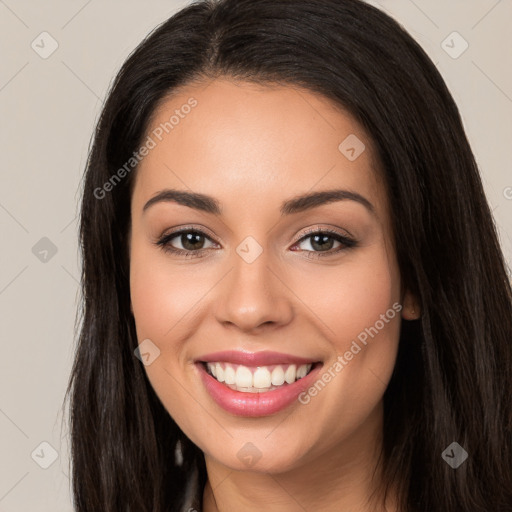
[65,0,512,510]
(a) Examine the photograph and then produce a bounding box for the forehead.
[132,78,387,218]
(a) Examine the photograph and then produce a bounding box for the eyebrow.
[142,188,376,217]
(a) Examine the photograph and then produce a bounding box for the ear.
[401,289,421,320]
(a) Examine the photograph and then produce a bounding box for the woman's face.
[129,78,409,474]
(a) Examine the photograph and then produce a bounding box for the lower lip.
[196,362,322,417]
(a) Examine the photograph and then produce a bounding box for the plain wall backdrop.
[0,0,511,510]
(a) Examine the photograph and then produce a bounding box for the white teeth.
[205,362,313,392]
[271,366,285,386]
[235,366,253,388]
[284,364,297,384]
[215,363,224,382]
[224,365,236,385]
[253,367,272,388]
[296,364,308,379]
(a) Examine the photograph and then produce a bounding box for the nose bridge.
[214,235,294,331]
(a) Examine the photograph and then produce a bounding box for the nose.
[213,245,294,333]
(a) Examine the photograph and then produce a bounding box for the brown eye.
[177,232,207,251]
[292,229,356,258]
[156,229,217,257]
[297,233,339,252]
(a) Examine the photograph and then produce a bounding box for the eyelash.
[155,226,357,260]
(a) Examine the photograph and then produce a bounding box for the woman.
[65,0,512,510]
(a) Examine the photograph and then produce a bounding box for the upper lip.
[196,350,319,366]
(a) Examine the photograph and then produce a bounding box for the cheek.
[130,258,170,342]
[129,242,202,430]
[290,246,402,435]
[293,246,400,350]
[129,241,207,342]
[129,241,215,408]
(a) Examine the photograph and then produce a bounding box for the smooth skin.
[129,78,420,512]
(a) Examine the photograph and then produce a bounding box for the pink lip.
[196,361,323,417]
[196,350,317,366]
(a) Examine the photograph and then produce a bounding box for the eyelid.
[158,224,220,243]
[292,225,354,244]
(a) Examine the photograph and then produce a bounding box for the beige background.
[0,0,511,510]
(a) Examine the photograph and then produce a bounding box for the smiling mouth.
[201,361,320,393]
